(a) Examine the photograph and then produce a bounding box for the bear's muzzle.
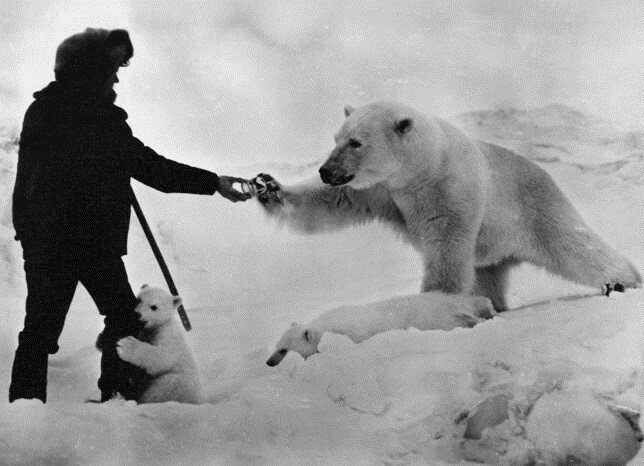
[319,166,354,186]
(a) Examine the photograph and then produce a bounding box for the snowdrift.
[0,104,642,464]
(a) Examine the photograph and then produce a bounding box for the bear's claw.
[604,283,626,297]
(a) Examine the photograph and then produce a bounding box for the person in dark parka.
[9,28,251,403]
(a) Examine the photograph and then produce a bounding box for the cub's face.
[266,323,321,367]
[318,104,413,190]
[135,285,181,329]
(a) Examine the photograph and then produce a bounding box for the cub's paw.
[116,336,140,363]
[252,173,283,205]
[453,312,483,329]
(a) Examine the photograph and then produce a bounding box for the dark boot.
[97,333,122,401]
[9,333,49,402]
[99,347,144,401]
[79,257,142,401]
[97,322,144,401]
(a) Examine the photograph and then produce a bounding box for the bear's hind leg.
[473,260,517,312]
[526,226,642,294]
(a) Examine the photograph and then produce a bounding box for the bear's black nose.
[319,167,354,186]
[319,166,332,184]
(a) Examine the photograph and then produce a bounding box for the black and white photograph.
[1,1,643,464]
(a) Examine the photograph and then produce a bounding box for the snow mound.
[458,104,644,185]
[0,123,23,292]
[0,103,641,464]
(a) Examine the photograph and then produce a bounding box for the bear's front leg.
[420,236,477,294]
[116,336,174,376]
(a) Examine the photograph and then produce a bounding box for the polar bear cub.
[116,285,201,404]
[266,291,494,366]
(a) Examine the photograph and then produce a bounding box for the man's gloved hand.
[217,176,253,202]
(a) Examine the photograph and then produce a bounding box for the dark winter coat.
[13,81,220,264]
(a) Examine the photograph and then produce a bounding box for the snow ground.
[0,104,642,464]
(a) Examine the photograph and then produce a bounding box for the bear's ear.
[394,118,413,135]
[172,296,182,309]
[344,105,355,117]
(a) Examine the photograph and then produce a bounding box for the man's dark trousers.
[9,256,141,402]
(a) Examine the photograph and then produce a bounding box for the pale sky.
[3,0,644,167]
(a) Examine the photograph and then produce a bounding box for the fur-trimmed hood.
[54,28,133,86]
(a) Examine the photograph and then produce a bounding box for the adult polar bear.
[253,102,641,311]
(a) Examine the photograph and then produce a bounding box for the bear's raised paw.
[252,173,283,205]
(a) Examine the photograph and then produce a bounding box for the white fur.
[257,102,642,311]
[524,391,642,464]
[116,285,201,404]
[460,387,642,464]
[266,291,494,366]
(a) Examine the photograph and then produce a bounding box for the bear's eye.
[348,139,362,149]
[150,305,158,311]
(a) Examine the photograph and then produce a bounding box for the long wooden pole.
[129,187,192,331]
